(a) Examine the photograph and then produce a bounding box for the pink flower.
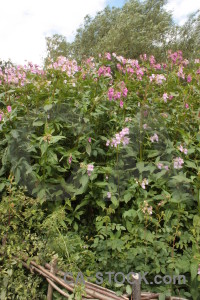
[141,178,148,189]
[105,52,111,60]
[108,87,114,101]
[7,106,12,113]
[87,164,94,176]
[198,265,200,275]
[107,192,111,198]
[173,157,184,169]
[178,145,187,154]
[169,95,173,100]
[108,127,130,148]
[187,75,192,83]
[150,133,159,143]
[157,163,163,169]
[185,103,189,109]
[114,92,121,100]
[87,164,94,172]
[177,66,185,79]
[163,93,168,103]
[123,87,128,97]
[120,100,124,108]
[88,137,91,143]
[142,200,152,215]
[68,155,72,164]
[143,124,148,130]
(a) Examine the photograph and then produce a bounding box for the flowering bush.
[0,51,200,298]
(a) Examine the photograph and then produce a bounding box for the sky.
[0,0,199,65]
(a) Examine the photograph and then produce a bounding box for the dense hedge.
[0,51,200,299]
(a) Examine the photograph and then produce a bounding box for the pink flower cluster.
[87,164,94,176]
[106,127,130,148]
[140,54,147,61]
[178,145,188,154]
[141,178,148,190]
[149,74,166,85]
[142,200,152,215]
[168,50,183,65]
[173,157,184,169]
[163,93,168,102]
[113,54,145,80]
[47,56,78,77]
[68,155,72,164]
[187,75,192,83]
[150,133,159,142]
[0,106,12,121]
[108,81,128,108]
[107,192,111,198]
[105,52,111,60]
[0,66,27,86]
[177,66,185,79]
[157,163,169,171]
[98,66,112,77]
[149,55,156,65]
[0,62,45,87]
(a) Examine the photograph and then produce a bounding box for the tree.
[44,34,72,66]
[72,6,120,61]
[72,0,176,61]
[177,10,200,59]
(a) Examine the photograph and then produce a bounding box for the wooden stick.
[131,273,141,300]
[47,256,58,300]
[17,256,129,300]
[45,263,129,300]
[47,278,70,298]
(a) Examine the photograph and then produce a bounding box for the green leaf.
[41,142,48,155]
[123,209,137,219]
[33,120,44,126]
[126,285,132,295]
[49,136,65,144]
[111,196,118,207]
[136,161,144,173]
[171,174,191,183]
[0,182,6,192]
[44,104,53,111]
[124,192,132,203]
[86,143,91,156]
[190,261,198,281]
[159,294,165,300]
[185,160,197,170]
[80,174,89,187]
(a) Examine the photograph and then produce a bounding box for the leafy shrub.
[0,51,200,298]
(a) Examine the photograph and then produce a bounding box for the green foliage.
[177,10,200,59]
[0,51,200,298]
[45,0,176,62]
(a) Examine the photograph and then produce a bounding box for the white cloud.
[0,0,106,65]
[166,0,200,25]
[0,0,199,65]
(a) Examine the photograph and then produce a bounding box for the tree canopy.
[44,0,199,63]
